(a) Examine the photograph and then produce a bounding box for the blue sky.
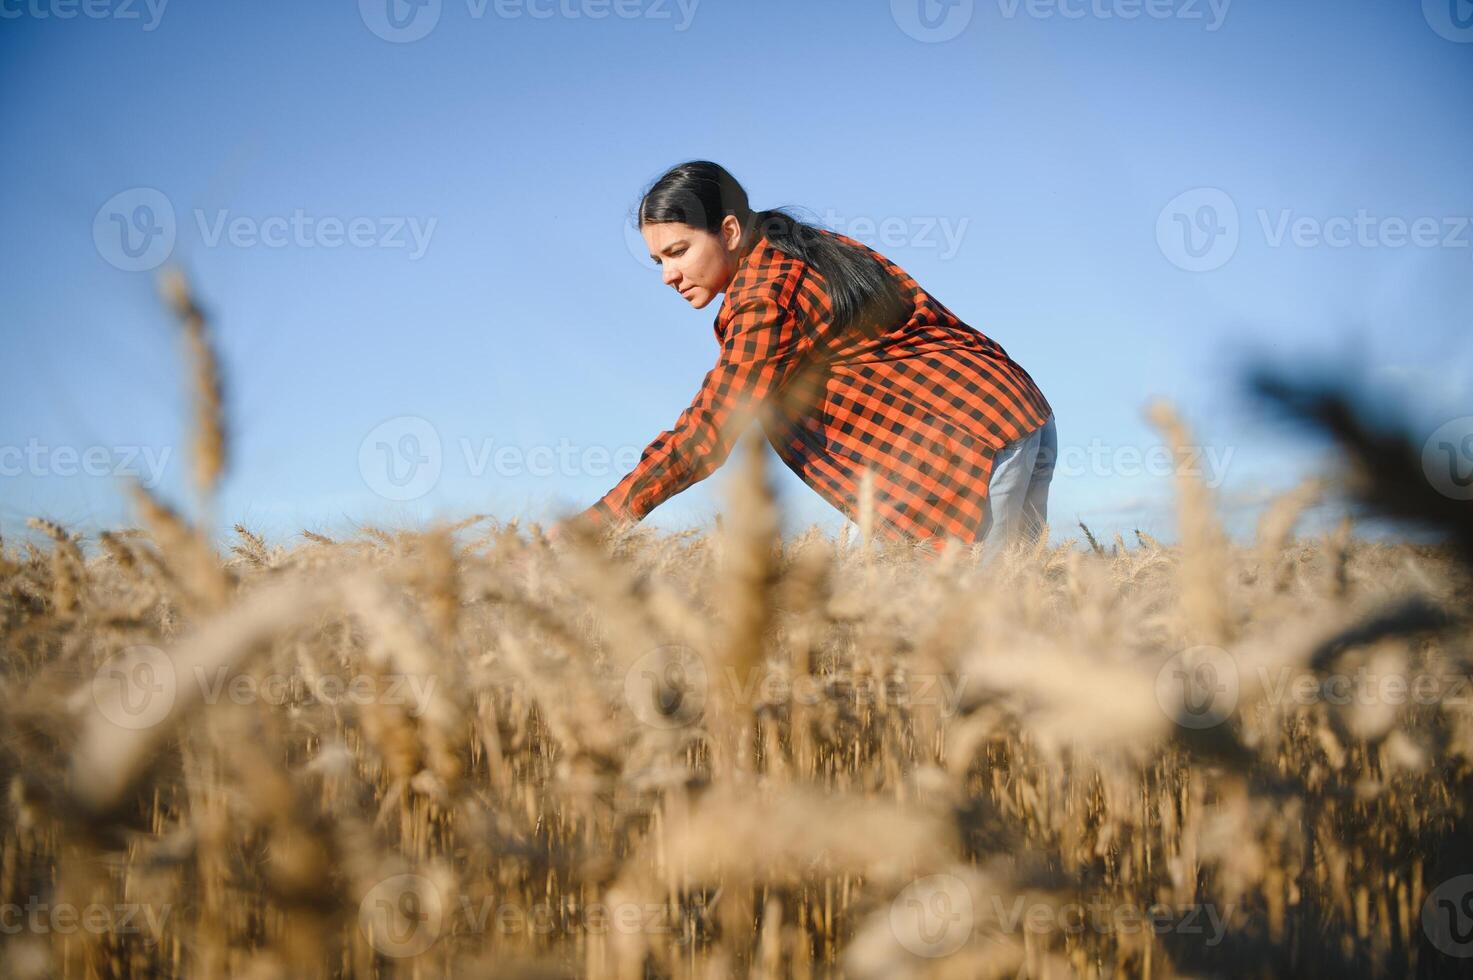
[2,0,1471,548]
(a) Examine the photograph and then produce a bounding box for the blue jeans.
[979,414,1057,554]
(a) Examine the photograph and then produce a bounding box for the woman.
[568,161,1057,554]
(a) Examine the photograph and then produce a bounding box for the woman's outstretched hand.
[545,506,605,547]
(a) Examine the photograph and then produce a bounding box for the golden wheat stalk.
[1146,400,1233,645]
[25,517,85,617]
[158,267,227,503]
[126,480,231,610]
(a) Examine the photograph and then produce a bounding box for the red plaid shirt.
[584,229,1053,547]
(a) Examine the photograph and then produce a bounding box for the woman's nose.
[661,265,681,287]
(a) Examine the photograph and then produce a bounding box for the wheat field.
[2,277,1471,979]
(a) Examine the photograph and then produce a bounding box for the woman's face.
[642,215,746,310]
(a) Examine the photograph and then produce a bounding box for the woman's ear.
[721,213,745,252]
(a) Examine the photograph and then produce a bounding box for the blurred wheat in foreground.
[2,279,1472,979]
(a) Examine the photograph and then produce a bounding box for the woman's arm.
[581,292,816,527]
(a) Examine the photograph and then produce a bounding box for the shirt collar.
[716,232,771,328]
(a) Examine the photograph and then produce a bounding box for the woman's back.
[717,227,1055,544]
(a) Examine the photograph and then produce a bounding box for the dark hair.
[636,161,913,336]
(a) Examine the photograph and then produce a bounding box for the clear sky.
[2,0,1471,547]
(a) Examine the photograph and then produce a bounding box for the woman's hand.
[545,507,601,546]
[545,506,589,545]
